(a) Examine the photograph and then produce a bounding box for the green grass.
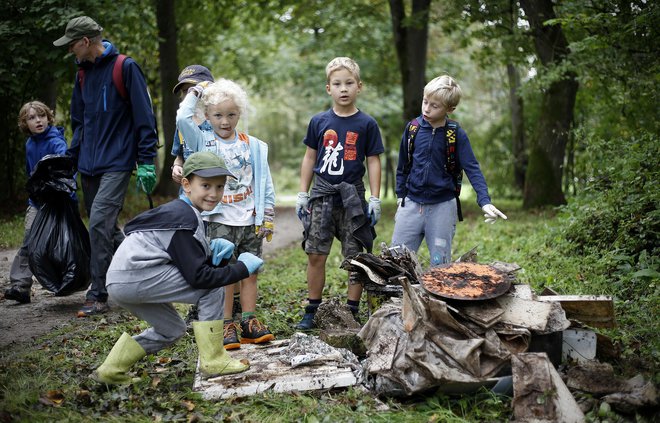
[0,198,657,421]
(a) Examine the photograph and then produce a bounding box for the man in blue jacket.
[54,16,158,317]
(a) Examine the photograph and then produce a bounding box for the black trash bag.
[26,154,77,204]
[26,155,90,296]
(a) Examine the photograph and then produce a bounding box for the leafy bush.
[550,130,659,362]
[557,131,659,270]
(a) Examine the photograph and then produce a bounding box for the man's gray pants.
[107,265,224,354]
[81,171,131,302]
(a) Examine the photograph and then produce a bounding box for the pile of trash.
[196,244,658,420]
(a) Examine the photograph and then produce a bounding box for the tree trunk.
[389,0,431,122]
[520,0,578,208]
[507,63,526,191]
[154,0,180,197]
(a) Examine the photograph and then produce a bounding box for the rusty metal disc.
[420,262,511,301]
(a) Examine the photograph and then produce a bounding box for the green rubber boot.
[193,320,250,378]
[91,332,146,385]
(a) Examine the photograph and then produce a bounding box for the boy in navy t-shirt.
[295,57,384,329]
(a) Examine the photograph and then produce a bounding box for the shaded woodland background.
[0,1,657,257]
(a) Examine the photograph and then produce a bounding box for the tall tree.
[520,0,578,208]
[389,0,431,122]
[154,0,179,197]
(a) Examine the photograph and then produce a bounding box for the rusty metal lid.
[420,262,511,301]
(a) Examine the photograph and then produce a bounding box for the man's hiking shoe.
[223,321,241,350]
[295,312,316,330]
[4,287,30,304]
[77,300,109,317]
[240,317,274,344]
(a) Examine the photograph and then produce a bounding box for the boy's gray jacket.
[107,199,249,289]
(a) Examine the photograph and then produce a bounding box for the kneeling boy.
[92,151,263,384]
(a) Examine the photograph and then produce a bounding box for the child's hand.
[295,192,310,220]
[187,83,207,97]
[171,163,183,183]
[368,196,381,226]
[255,208,275,241]
[237,252,263,274]
[482,204,508,224]
[210,238,235,265]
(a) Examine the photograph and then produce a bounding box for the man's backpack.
[76,54,128,100]
[401,118,464,221]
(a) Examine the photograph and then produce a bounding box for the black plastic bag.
[26,155,90,296]
[27,154,78,204]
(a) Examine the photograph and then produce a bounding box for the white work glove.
[482,204,508,224]
[295,192,310,220]
[367,196,381,226]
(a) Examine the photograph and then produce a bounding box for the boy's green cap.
[183,152,235,179]
[53,16,103,47]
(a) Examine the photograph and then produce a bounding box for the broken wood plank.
[512,352,585,423]
[193,339,358,399]
[537,295,615,328]
[455,300,504,329]
[496,295,553,332]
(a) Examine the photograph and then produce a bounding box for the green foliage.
[559,132,658,260]
[0,214,25,249]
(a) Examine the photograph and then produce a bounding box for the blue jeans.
[391,198,457,266]
[81,171,131,302]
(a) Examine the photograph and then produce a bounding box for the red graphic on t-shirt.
[344,131,358,161]
[323,129,338,148]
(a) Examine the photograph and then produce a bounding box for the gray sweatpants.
[9,206,38,292]
[107,264,224,354]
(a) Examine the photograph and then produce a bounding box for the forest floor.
[0,206,302,350]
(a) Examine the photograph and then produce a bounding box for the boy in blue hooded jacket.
[5,101,70,304]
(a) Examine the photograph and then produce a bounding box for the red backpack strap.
[113,54,128,100]
[76,54,127,100]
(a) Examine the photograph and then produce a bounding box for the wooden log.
[537,295,615,328]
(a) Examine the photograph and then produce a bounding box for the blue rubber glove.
[209,238,235,266]
[295,192,310,220]
[367,196,381,226]
[136,164,156,194]
[237,252,263,274]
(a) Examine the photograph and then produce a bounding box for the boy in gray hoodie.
[92,152,263,384]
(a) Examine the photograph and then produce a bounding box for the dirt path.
[0,206,302,350]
